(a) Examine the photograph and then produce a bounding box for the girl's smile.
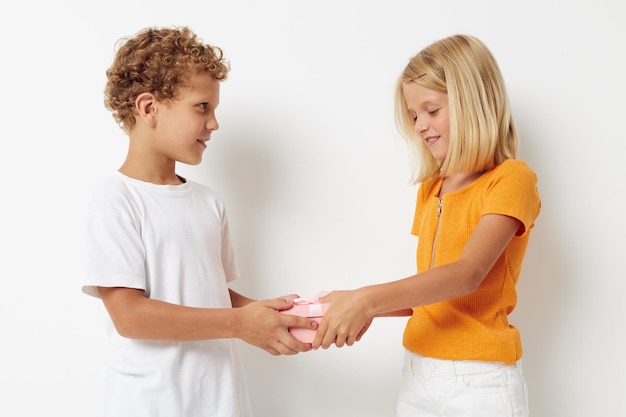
[402,82,450,161]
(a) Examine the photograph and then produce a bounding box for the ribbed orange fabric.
[402,159,541,364]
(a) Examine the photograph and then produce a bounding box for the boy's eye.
[199,103,208,110]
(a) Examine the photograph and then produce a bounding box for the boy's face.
[154,73,220,166]
[402,82,450,162]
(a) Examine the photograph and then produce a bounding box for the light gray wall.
[1,1,624,416]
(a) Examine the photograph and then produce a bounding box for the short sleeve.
[81,190,147,298]
[482,160,541,237]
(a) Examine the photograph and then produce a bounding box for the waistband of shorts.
[404,349,521,377]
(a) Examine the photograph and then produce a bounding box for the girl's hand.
[312,289,372,349]
[356,316,374,342]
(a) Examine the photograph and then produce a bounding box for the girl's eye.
[411,108,440,123]
[199,103,208,110]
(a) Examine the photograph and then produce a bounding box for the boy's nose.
[206,117,219,131]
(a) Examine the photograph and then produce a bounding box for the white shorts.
[396,350,529,417]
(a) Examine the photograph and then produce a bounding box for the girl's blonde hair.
[394,34,517,184]
[104,26,230,133]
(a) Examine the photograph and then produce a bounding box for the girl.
[312,34,540,417]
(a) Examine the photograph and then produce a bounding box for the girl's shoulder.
[478,159,538,192]
[480,160,539,195]
[493,159,537,179]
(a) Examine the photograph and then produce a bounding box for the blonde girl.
[313,34,540,417]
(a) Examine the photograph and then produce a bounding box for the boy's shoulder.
[90,171,140,198]
[89,172,222,207]
[87,172,140,213]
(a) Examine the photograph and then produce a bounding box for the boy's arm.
[229,289,255,307]
[97,287,317,355]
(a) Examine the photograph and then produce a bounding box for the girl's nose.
[414,116,428,133]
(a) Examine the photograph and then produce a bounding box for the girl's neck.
[439,170,484,195]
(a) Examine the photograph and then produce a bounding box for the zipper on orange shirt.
[430,198,443,268]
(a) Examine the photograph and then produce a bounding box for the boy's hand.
[236,297,318,355]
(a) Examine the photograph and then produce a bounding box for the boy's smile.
[120,73,221,185]
[154,73,221,166]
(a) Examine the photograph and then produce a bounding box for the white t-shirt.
[82,171,252,417]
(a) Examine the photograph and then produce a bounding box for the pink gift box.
[280,292,329,343]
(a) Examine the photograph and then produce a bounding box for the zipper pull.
[437,198,443,217]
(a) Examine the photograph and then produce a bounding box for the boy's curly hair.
[104,26,230,132]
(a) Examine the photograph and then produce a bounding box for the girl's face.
[154,73,220,166]
[402,82,450,162]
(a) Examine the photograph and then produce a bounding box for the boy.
[82,26,317,417]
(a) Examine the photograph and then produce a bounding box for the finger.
[263,344,281,356]
[317,292,331,304]
[276,315,317,353]
[263,297,295,311]
[355,321,372,342]
[281,314,318,331]
[274,341,301,356]
[322,327,339,349]
[284,340,311,354]
[279,294,300,300]
[277,329,312,355]
[333,333,346,348]
[355,328,366,342]
[312,319,328,349]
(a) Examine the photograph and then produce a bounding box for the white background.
[1,1,625,416]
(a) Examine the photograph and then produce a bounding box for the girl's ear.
[135,93,158,127]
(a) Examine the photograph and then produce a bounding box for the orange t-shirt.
[402,159,541,364]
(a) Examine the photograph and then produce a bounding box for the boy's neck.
[119,161,184,185]
[119,136,184,185]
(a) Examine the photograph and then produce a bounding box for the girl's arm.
[312,213,522,349]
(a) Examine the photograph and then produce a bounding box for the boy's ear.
[135,93,158,127]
